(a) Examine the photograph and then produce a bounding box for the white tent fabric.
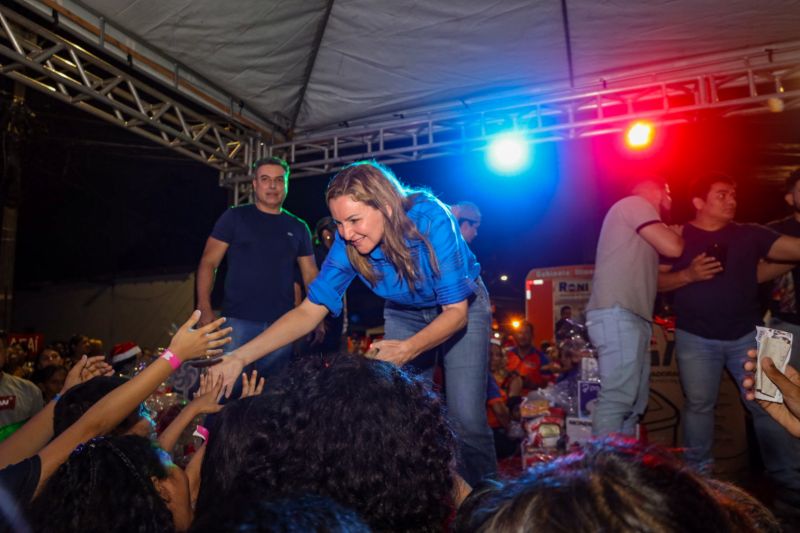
[77,0,800,133]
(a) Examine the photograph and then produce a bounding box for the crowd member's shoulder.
[618,194,658,215]
[736,222,781,238]
[2,373,40,394]
[279,208,313,236]
[228,203,256,213]
[765,215,795,232]
[220,202,257,222]
[0,454,41,506]
[279,208,309,226]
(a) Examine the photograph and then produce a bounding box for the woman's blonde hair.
[326,161,440,290]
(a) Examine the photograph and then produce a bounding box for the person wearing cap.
[108,341,141,376]
[309,216,347,352]
[450,201,481,245]
[196,157,318,386]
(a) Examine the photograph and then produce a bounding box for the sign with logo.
[0,395,17,411]
[7,333,44,355]
[525,265,594,345]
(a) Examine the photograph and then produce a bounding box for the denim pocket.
[473,277,491,311]
[586,317,606,351]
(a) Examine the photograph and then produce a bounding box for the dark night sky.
[3,79,800,328]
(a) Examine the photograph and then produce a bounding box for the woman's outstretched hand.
[207,354,245,398]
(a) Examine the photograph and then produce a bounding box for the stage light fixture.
[487,132,530,173]
[625,121,654,149]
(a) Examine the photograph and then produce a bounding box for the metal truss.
[221,41,800,187]
[2,0,800,201]
[0,4,262,172]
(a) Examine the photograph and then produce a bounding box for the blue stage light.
[487,132,530,174]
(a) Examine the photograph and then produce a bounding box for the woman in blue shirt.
[210,161,496,485]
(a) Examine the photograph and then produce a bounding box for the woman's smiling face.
[328,195,387,255]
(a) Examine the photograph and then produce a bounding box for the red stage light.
[626,121,654,149]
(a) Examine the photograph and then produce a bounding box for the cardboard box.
[578,380,600,418]
[565,416,593,445]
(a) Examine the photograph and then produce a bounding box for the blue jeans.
[226,316,293,394]
[676,328,800,488]
[587,306,652,437]
[383,279,496,486]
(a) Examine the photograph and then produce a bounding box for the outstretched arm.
[0,355,112,469]
[209,298,329,397]
[757,259,795,283]
[767,235,800,263]
[186,443,206,507]
[33,312,230,496]
[157,373,224,454]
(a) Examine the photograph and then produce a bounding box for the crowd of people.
[0,312,787,532]
[2,158,800,531]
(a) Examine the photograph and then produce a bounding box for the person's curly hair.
[53,376,144,437]
[454,437,771,533]
[196,353,457,532]
[189,494,371,533]
[29,435,174,532]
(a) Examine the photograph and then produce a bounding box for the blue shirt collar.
[369,244,385,261]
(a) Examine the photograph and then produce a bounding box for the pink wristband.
[160,349,182,370]
[193,425,210,442]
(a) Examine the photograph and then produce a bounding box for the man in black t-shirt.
[765,169,800,367]
[659,173,800,492]
[196,157,317,383]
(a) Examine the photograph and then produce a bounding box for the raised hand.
[240,369,265,398]
[168,310,232,362]
[207,355,245,399]
[192,372,225,414]
[62,355,113,392]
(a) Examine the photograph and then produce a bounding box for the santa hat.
[110,341,141,365]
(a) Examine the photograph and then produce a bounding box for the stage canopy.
[2,0,800,182]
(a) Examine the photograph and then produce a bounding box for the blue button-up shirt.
[308,196,481,316]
